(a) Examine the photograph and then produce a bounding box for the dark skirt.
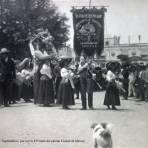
[104,82,120,106]
[38,75,54,105]
[33,71,41,104]
[0,83,3,105]
[55,76,62,99]
[57,79,75,106]
[11,82,20,101]
[21,82,33,101]
[73,76,80,89]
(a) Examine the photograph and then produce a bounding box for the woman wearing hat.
[57,67,75,109]
[29,31,56,106]
[104,63,120,110]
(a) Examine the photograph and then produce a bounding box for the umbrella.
[117,54,129,61]
[129,56,142,61]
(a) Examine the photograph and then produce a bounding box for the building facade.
[105,43,148,61]
[103,37,148,64]
[58,46,73,58]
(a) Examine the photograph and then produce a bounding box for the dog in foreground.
[91,123,113,148]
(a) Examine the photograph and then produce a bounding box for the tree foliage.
[0,0,69,59]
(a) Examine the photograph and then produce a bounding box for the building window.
[105,41,109,46]
[120,48,128,55]
[111,52,115,57]
[131,51,136,56]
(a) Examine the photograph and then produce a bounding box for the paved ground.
[0,91,148,148]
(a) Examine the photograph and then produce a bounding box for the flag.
[72,7,106,57]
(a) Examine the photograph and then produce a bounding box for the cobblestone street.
[0,91,148,148]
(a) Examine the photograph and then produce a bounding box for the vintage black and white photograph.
[0,0,148,148]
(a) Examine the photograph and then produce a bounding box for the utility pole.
[138,35,141,44]
[128,35,131,45]
[89,0,92,7]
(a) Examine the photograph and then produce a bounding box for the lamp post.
[138,35,141,44]
[138,35,141,60]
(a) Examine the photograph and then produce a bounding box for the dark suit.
[0,58,16,106]
[79,66,94,109]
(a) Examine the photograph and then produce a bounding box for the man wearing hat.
[78,56,95,110]
[0,48,16,107]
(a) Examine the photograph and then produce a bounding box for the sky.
[51,0,148,46]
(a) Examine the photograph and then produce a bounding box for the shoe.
[80,108,87,110]
[12,101,17,104]
[4,104,10,107]
[43,104,51,107]
[63,106,70,110]
[89,107,94,110]
[112,106,117,110]
[107,105,111,109]
[25,100,33,103]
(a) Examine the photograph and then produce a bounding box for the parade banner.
[72,7,106,57]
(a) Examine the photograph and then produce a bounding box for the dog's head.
[91,123,113,138]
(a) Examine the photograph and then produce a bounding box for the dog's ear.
[90,123,98,129]
[100,123,107,129]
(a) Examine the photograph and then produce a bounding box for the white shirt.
[29,42,35,58]
[106,70,116,82]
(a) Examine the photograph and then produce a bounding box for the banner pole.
[89,0,92,8]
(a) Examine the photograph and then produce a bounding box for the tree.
[0,0,69,59]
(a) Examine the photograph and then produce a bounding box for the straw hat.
[0,48,10,54]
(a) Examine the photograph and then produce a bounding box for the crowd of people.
[0,34,148,110]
